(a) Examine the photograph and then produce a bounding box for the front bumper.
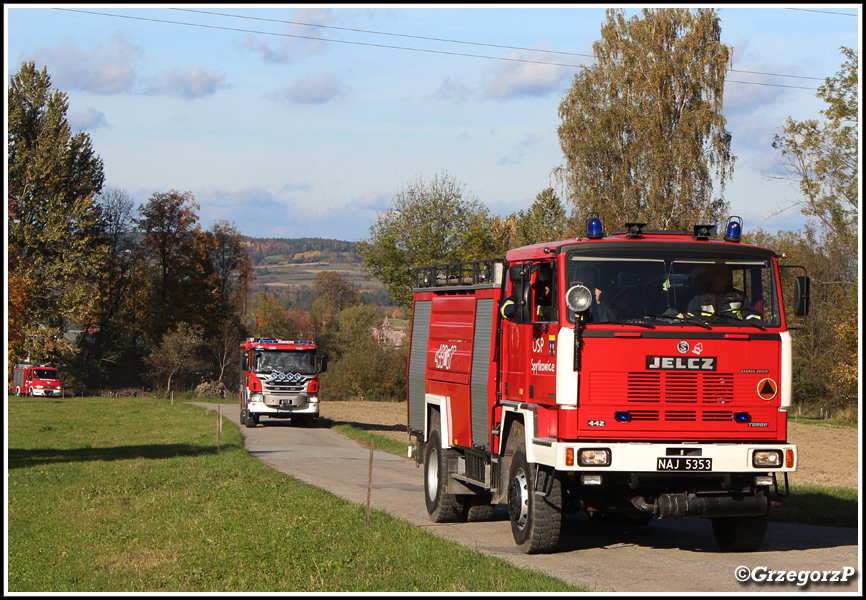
[529,439,798,474]
[31,388,61,397]
[248,394,319,417]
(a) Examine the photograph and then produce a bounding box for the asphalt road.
[195,403,861,593]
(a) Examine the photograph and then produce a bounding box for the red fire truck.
[13,364,63,397]
[239,338,327,428]
[407,217,810,553]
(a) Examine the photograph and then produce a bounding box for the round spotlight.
[565,284,593,313]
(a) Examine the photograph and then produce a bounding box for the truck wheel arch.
[424,394,450,447]
[498,406,537,461]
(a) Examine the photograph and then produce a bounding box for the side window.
[534,262,556,322]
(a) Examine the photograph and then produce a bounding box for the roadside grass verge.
[319,416,408,457]
[770,485,858,528]
[7,396,581,593]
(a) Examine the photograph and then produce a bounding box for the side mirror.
[318,352,329,373]
[507,263,535,324]
[793,276,810,317]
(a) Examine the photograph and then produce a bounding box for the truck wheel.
[244,412,258,428]
[711,514,768,552]
[507,443,563,553]
[464,495,496,522]
[423,424,465,522]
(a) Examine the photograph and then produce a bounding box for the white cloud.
[244,7,336,64]
[30,31,141,94]
[485,49,571,100]
[349,191,392,211]
[723,69,797,118]
[268,75,344,105]
[143,66,229,100]
[68,107,110,131]
[430,76,475,102]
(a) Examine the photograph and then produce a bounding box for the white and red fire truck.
[239,338,328,428]
[407,217,810,553]
[13,363,63,397]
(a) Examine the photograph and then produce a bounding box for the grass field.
[6,396,581,593]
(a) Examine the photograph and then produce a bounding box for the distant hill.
[243,236,396,308]
[242,236,361,266]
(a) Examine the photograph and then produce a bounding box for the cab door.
[528,261,559,405]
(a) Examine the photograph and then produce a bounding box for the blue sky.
[4,4,861,242]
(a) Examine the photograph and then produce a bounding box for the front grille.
[592,371,738,405]
[589,371,750,424]
[263,377,309,396]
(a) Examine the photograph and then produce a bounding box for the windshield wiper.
[709,311,766,330]
[596,317,656,329]
[641,313,712,329]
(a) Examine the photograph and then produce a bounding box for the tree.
[312,271,359,321]
[769,47,858,279]
[135,190,207,344]
[248,293,294,339]
[321,305,408,401]
[557,8,734,232]
[760,47,859,415]
[208,220,247,313]
[72,186,143,389]
[748,227,857,412]
[206,316,243,384]
[512,187,568,247]
[359,171,502,310]
[7,61,105,374]
[145,322,205,393]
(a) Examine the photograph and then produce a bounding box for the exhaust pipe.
[632,492,767,519]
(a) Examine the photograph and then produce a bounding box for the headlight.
[753,449,782,468]
[250,393,264,403]
[578,448,611,467]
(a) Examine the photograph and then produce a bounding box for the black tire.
[507,443,563,553]
[244,411,258,428]
[464,495,497,522]
[711,514,768,552]
[423,423,465,522]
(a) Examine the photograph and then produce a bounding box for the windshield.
[254,350,317,374]
[566,251,781,328]
[34,369,58,379]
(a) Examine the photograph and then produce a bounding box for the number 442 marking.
[587,420,605,427]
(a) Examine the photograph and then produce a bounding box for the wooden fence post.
[366,440,374,526]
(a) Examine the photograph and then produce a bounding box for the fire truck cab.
[239,338,327,428]
[407,217,810,553]
[13,364,62,397]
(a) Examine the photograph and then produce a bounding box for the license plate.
[656,457,713,471]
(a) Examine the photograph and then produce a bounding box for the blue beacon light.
[587,214,604,239]
[724,216,743,243]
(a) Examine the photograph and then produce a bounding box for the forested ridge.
[244,237,361,266]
